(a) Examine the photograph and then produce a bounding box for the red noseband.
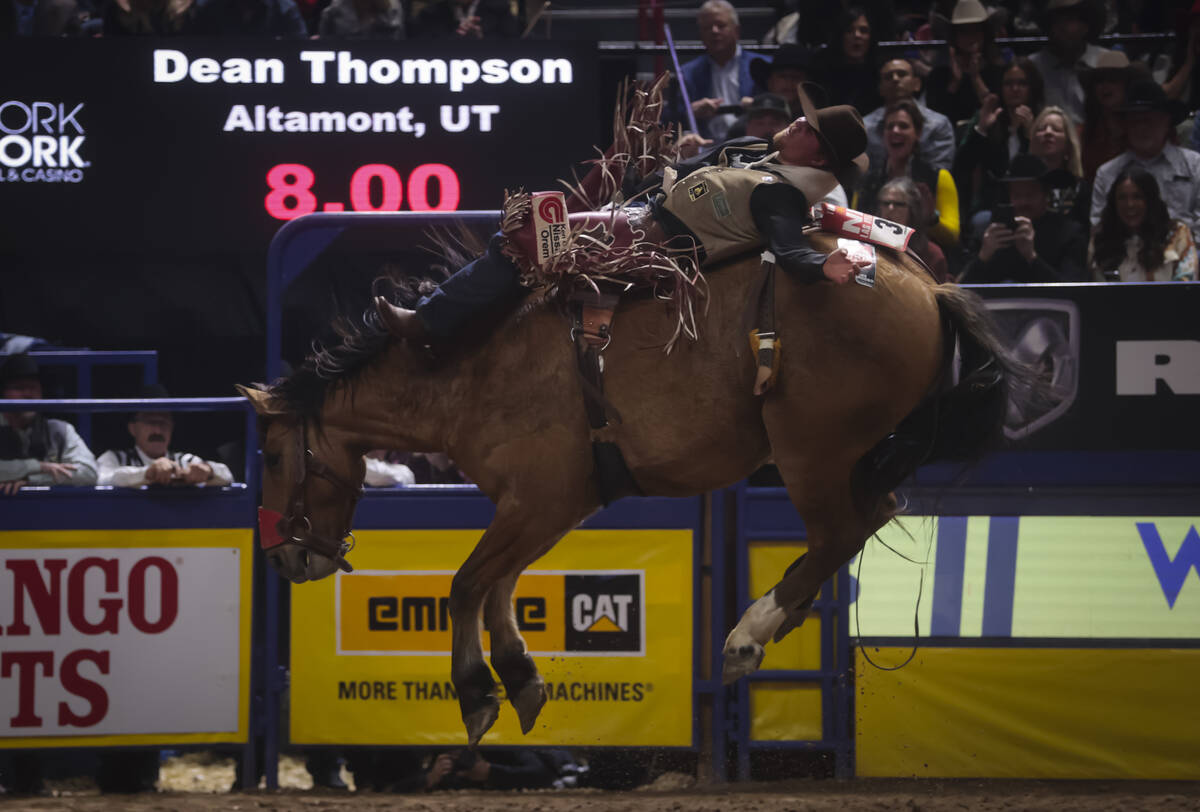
[258,507,287,550]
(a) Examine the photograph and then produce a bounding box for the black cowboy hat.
[1117,79,1189,125]
[0,354,40,385]
[745,93,792,119]
[129,382,173,420]
[1039,0,1105,40]
[796,83,869,176]
[750,44,812,89]
[994,153,1076,188]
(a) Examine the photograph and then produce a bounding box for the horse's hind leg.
[449,503,582,745]
[722,453,895,684]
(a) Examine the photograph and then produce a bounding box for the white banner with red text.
[0,529,253,747]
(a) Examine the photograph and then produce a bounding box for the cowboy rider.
[376,87,872,343]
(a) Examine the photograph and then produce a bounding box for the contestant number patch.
[712,192,731,219]
[688,182,708,201]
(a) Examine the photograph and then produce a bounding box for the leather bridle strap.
[273,420,363,573]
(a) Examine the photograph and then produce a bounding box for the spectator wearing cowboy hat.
[924,0,1006,126]
[1090,79,1200,243]
[958,153,1088,283]
[727,93,794,141]
[677,0,767,143]
[748,44,812,117]
[96,383,233,488]
[863,57,956,174]
[1080,49,1144,178]
[0,353,98,495]
[1029,0,1117,127]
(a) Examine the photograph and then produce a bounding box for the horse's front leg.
[449,505,584,745]
[484,573,548,734]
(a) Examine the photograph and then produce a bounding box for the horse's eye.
[264,453,281,469]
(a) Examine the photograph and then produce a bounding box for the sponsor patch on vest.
[711,191,731,219]
[688,181,709,201]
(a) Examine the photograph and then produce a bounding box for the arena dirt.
[2,754,1199,812]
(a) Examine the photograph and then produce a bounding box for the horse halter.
[258,420,362,573]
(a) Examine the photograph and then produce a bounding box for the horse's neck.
[322,346,456,453]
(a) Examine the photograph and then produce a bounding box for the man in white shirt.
[1091,80,1200,242]
[862,58,956,172]
[98,385,233,488]
[1028,0,1113,126]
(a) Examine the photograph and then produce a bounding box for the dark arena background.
[1,1,1199,809]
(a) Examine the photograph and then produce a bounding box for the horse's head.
[237,384,365,583]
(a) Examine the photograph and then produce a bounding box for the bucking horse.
[237,225,1039,746]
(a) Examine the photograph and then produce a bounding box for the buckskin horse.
[238,233,1038,746]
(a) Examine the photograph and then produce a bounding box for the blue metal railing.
[26,351,159,445]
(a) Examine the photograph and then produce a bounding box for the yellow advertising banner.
[0,529,253,748]
[290,529,694,746]
[857,646,1200,779]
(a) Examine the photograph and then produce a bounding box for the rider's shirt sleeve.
[750,182,829,283]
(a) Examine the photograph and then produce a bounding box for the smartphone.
[991,203,1015,229]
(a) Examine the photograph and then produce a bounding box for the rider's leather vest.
[660,149,839,265]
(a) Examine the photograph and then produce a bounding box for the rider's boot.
[374,298,431,344]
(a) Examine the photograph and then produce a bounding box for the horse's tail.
[852,283,1046,510]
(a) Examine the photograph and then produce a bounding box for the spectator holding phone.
[958,154,1089,283]
[1090,167,1197,282]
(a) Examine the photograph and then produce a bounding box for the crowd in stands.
[5,0,1198,279]
[0,0,519,38]
[679,0,1199,282]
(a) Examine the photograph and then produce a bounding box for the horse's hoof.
[721,642,765,685]
[511,678,548,734]
[463,697,501,746]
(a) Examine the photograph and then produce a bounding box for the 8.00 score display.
[264,162,461,220]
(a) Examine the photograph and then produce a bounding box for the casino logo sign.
[338,570,644,656]
[0,101,89,184]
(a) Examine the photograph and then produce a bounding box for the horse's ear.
[236,384,287,417]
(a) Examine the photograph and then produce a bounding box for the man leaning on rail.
[97,383,233,488]
[0,353,98,496]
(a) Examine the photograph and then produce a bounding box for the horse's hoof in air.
[721,641,765,685]
[464,698,502,746]
[511,678,548,734]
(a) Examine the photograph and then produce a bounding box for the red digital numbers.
[264,162,461,221]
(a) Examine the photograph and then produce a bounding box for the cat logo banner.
[338,570,643,656]
[291,528,694,747]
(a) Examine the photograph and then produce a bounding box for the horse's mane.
[270,274,435,420]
